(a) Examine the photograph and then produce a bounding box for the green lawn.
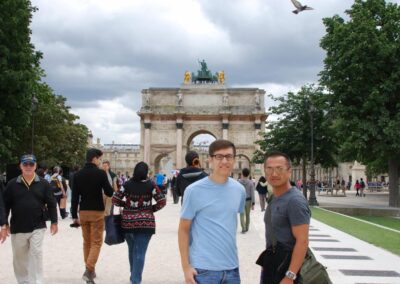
[353,215,400,231]
[311,207,400,256]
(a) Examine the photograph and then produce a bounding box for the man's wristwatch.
[285,270,297,280]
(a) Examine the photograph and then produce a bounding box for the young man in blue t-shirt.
[178,139,246,284]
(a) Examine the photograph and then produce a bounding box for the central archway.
[185,130,217,172]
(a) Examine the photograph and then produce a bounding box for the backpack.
[360,180,366,189]
[50,176,63,196]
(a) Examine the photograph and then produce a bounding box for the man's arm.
[101,171,114,197]
[281,224,309,284]
[178,218,197,284]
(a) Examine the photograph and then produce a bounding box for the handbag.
[257,196,332,284]
[104,205,125,245]
[299,248,332,284]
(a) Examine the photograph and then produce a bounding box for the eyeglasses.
[265,167,289,175]
[22,162,35,167]
[211,154,235,161]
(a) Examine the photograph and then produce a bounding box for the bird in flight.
[291,0,314,14]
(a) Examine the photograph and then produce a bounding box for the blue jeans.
[195,268,240,284]
[125,232,152,284]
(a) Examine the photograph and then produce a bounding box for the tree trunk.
[388,159,399,207]
[302,159,307,199]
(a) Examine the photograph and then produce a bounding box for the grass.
[353,215,400,231]
[311,207,400,256]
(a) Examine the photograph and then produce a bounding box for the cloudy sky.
[29,0,393,144]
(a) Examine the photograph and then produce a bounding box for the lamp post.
[308,102,319,206]
[113,150,118,173]
[31,95,38,154]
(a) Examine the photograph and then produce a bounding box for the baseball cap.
[20,154,37,164]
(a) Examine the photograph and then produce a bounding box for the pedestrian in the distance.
[239,168,255,233]
[112,162,166,284]
[256,176,268,211]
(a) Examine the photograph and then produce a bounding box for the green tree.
[0,0,41,168]
[320,0,400,207]
[0,0,88,171]
[254,85,337,198]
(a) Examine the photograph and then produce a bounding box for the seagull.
[291,0,314,14]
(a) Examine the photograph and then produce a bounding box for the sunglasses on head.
[22,162,35,167]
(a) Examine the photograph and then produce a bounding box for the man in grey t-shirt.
[261,151,310,284]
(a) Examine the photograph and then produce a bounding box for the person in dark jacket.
[3,154,58,283]
[256,176,268,211]
[113,161,166,284]
[176,151,208,204]
[71,148,114,283]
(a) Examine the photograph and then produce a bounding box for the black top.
[71,163,114,219]
[176,167,208,198]
[3,175,58,234]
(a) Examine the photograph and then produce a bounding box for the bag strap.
[266,195,278,251]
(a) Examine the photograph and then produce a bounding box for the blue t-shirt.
[156,173,164,186]
[181,177,246,270]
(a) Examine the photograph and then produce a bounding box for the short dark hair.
[264,151,292,168]
[86,148,103,163]
[185,151,200,166]
[209,139,236,156]
[242,168,250,177]
[102,160,110,165]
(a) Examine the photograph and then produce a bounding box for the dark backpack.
[50,177,62,195]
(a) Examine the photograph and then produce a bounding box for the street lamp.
[113,150,118,173]
[308,101,319,206]
[31,95,38,154]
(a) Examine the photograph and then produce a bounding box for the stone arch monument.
[137,61,268,176]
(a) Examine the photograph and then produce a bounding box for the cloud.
[29,0,368,144]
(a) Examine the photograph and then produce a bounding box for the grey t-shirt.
[264,187,311,249]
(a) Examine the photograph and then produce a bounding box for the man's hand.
[183,265,197,284]
[0,226,9,243]
[280,276,294,284]
[50,223,58,235]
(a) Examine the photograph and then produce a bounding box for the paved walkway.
[0,192,399,283]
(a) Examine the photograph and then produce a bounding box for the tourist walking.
[2,154,58,284]
[112,162,166,284]
[50,166,68,219]
[360,178,366,197]
[178,140,245,284]
[354,179,361,196]
[102,160,118,216]
[259,151,311,284]
[70,148,114,284]
[256,176,268,211]
[239,168,255,233]
[176,150,208,204]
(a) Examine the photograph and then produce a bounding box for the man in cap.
[3,154,58,284]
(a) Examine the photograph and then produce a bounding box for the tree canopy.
[0,0,88,171]
[320,0,400,207]
[254,85,338,198]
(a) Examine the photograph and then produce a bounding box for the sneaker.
[82,268,95,283]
